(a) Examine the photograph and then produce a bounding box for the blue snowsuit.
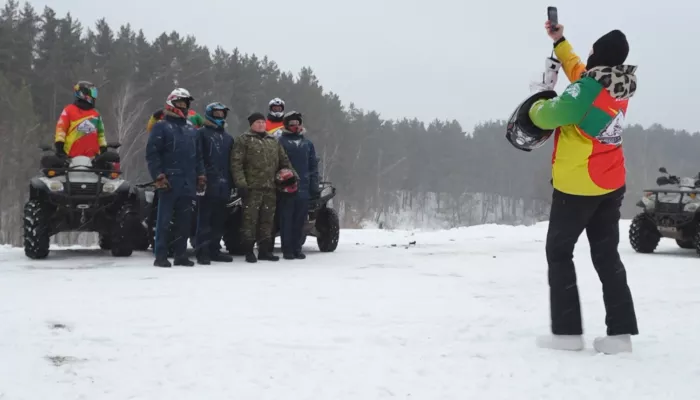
[195,121,234,257]
[146,111,204,260]
[277,129,319,255]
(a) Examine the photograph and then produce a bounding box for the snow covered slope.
[0,220,698,399]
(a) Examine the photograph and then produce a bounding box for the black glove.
[54,142,66,158]
[100,146,107,154]
[237,187,249,200]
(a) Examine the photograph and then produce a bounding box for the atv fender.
[29,177,48,199]
[116,181,132,195]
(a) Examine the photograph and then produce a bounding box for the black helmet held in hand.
[505,90,558,152]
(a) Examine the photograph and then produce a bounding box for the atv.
[134,183,240,254]
[23,143,141,259]
[141,181,340,255]
[629,166,700,255]
[222,181,340,254]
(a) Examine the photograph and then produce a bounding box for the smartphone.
[547,6,559,32]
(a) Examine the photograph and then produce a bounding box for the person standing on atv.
[266,97,285,135]
[276,111,319,259]
[146,103,204,133]
[146,88,206,268]
[54,81,108,158]
[194,102,234,265]
[524,21,639,354]
[230,112,296,263]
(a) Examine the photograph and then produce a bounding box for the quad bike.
[23,143,141,259]
[141,181,340,255]
[222,181,340,255]
[134,183,241,254]
[629,166,700,255]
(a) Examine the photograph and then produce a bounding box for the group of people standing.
[144,91,320,267]
[52,81,319,268]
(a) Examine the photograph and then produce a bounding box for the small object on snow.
[408,241,416,246]
[391,244,397,247]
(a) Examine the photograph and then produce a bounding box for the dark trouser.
[195,195,227,257]
[279,194,309,255]
[241,189,277,246]
[546,186,638,336]
[154,190,194,260]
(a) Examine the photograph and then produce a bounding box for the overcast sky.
[34,0,700,133]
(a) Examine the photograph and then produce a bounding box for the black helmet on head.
[505,90,557,152]
[283,111,302,126]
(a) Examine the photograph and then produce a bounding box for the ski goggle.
[78,86,98,99]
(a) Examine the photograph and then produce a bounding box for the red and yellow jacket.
[55,104,107,158]
[266,119,284,135]
[528,39,637,196]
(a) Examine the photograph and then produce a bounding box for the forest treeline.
[0,0,695,244]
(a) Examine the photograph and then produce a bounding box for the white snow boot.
[536,334,584,351]
[593,334,632,354]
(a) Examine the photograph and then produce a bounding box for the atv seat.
[40,154,67,170]
[93,151,121,175]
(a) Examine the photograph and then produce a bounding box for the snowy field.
[0,220,698,400]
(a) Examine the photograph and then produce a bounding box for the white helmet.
[166,88,194,105]
[165,88,194,117]
[268,97,285,118]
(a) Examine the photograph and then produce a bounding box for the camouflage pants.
[241,189,277,244]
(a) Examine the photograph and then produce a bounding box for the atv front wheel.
[111,204,138,257]
[23,199,50,259]
[223,228,245,255]
[99,233,112,250]
[692,225,700,257]
[629,213,660,253]
[676,239,694,249]
[316,207,339,252]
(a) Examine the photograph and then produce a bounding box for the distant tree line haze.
[0,0,695,245]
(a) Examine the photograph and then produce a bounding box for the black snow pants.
[545,186,639,336]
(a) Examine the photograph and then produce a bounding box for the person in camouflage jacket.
[231,112,296,263]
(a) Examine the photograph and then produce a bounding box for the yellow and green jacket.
[146,109,203,133]
[528,39,637,196]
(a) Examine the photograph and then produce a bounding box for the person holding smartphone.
[525,19,639,354]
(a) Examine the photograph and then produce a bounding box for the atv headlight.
[47,181,64,192]
[684,202,700,212]
[39,177,64,192]
[102,180,124,193]
[641,195,655,209]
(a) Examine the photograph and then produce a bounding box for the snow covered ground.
[0,220,698,400]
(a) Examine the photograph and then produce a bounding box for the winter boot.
[174,257,195,267]
[257,240,279,261]
[210,252,233,262]
[294,251,306,260]
[593,334,632,354]
[197,252,211,265]
[536,334,584,351]
[244,241,257,263]
[153,258,172,268]
[283,253,295,260]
